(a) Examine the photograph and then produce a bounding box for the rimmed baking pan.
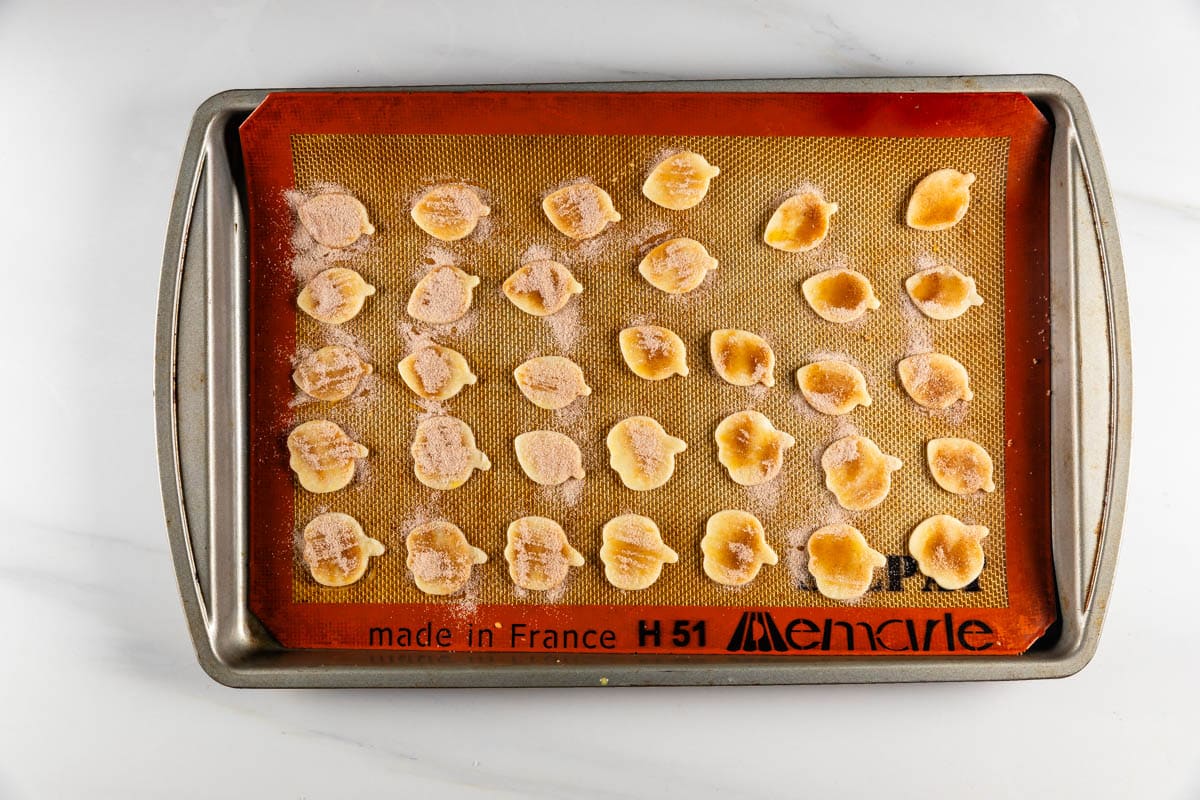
[156,76,1130,687]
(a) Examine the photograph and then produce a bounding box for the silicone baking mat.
[242,91,1054,655]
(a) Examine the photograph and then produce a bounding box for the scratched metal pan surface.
[154,76,1130,688]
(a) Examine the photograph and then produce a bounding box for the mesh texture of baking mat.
[288,132,1008,611]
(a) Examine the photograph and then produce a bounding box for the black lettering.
[638,619,662,647]
[904,619,919,651]
[559,628,577,649]
[784,618,821,650]
[874,619,910,652]
[510,622,527,647]
[921,618,940,650]
[886,555,919,591]
[821,620,855,651]
[599,630,616,649]
[436,627,452,647]
[476,627,493,648]
[725,612,752,651]
[854,622,878,651]
[944,613,955,652]
[368,627,393,647]
[957,619,995,651]
[396,628,412,647]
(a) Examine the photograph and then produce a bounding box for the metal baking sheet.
[155,76,1131,687]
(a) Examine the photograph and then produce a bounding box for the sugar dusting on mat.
[545,301,581,352]
[521,243,555,263]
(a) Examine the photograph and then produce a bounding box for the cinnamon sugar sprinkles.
[282,154,1003,606]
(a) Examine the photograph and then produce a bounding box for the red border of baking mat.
[241,91,1053,656]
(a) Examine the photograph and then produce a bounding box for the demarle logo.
[724,609,998,652]
[725,611,789,652]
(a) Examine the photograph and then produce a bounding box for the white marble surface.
[1,0,1197,796]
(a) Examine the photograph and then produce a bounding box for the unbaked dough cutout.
[906,168,976,231]
[701,510,778,586]
[407,265,480,325]
[287,420,368,494]
[600,514,679,590]
[298,193,374,248]
[405,520,488,596]
[410,415,490,490]
[795,360,871,415]
[398,344,477,401]
[927,438,996,494]
[298,267,376,324]
[302,512,384,587]
[504,516,584,591]
[502,260,583,316]
[714,410,796,486]
[513,356,592,410]
[619,325,689,380]
[897,353,974,409]
[542,182,620,239]
[909,515,988,590]
[763,190,838,252]
[514,430,585,486]
[637,237,718,294]
[410,183,490,241]
[801,269,880,323]
[821,435,903,511]
[642,151,720,210]
[905,265,984,320]
[806,524,887,601]
[606,416,687,491]
[293,345,373,402]
[710,329,775,387]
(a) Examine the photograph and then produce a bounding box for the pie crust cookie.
[405,520,488,596]
[542,182,621,239]
[513,356,592,410]
[302,512,384,587]
[637,237,718,294]
[897,353,974,409]
[606,416,687,491]
[410,415,491,490]
[642,151,720,210]
[410,183,490,241]
[909,514,989,590]
[801,269,880,323]
[821,435,903,511]
[795,360,871,415]
[287,420,368,494]
[504,516,585,591]
[298,267,376,324]
[701,510,778,586]
[906,168,976,231]
[710,329,775,387]
[619,325,689,380]
[806,524,887,601]
[293,345,373,402]
[599,514,679,590]
[763,190,837,252]
[298,193,374,248]
[398,344,477,401]
[714,410,796,486]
